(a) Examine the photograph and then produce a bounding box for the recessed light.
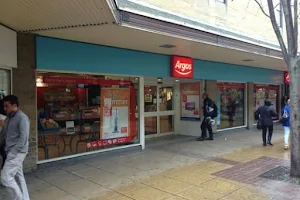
[159,44,176,48]
[175,80,179,82]
[242,59,254,62]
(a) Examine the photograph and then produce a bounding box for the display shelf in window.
[81,108,100,119]
[52,112,80,121]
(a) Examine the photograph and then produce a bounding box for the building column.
[247,82,255,129]
[205,80,217,132]
[13,33,37,172]
[139,76,145,150]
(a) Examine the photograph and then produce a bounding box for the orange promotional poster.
[180,82,200,120]
[100,88,130,140]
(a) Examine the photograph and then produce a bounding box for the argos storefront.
[35,36,284,163]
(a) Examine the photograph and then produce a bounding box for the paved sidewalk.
[1,127,299,200]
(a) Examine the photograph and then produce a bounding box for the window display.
[217,82,245,129]
[36,72,139,161]
[254,85,279,120]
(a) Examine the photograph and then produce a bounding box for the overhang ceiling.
[0,0,287,71]
[0,0,117,32]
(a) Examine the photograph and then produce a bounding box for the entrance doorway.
[144,84,175,136]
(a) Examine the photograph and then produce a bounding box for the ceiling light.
[159,44,176,48]
[175,80,179,82]
[242,59,254,62]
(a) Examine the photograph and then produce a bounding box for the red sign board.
[87,137,132,149]
[170,56,194,78]
[284,72,290,84]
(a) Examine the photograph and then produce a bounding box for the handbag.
[257,118,262,130]
[280,110,289,124]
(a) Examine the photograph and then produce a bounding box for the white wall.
[0,25,17,68]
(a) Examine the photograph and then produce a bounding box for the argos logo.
[171,56,194,78]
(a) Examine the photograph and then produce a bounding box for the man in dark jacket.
[255,99,277,146]
[198,93,214,141]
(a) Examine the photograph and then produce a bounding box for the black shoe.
[205,138,214,141]
[268,142,273,146]
[197,137,205,141]
[263,143,267,146]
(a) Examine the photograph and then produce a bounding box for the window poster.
[180,82,200,121]
[100,88,130,140]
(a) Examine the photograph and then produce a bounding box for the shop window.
[144,86,157,112]
[0,69,11,98]
[217,82,245,129]
[254,85,279,120]
[36,72,139,161]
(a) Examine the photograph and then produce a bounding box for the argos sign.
[284,72,290,84]
[170,56,194,78]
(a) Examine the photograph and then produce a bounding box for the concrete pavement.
[1,126,298,200]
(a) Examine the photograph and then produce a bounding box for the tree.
[251,0,300,177]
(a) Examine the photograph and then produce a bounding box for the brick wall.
[137,0,285,46]
[13,33,37,172]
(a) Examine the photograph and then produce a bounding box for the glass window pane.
[144,86,157,112]
[160,115,174,133]
[0,69,11,97]
[145,116,157,135]
[217,82,245,129]
[159,87,173,111]
[254,85,279,120]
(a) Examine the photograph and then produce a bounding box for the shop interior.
[254,85,279,121]
[36,72,139,161]
[217,82,245,129]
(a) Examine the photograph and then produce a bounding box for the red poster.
[100,88,131,140]
[180,82,200,120]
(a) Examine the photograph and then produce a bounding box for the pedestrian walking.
[255,99,277,146]
[0,95,30,200]
[281,99,291,150]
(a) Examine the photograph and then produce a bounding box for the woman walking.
[282,99,291,150]
[255,99,277,146]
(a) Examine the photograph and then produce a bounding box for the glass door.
[144,85,175,136]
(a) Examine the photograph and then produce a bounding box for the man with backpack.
[198,93,218,141]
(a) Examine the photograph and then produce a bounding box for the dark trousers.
[262,125,273,144]
[201,118,213,139]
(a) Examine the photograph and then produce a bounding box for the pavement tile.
[229,186,273,200]
[171,172,216,186]
[57,179,108,200]
[121,186,171,200]
[177,187,223,200]
[164,196,188,200]
[199,178,243,195]
[141,175,192,194]
[30,186,69,200]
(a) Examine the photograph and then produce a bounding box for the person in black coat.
[198,93,214,141]
[255,99,277,146]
